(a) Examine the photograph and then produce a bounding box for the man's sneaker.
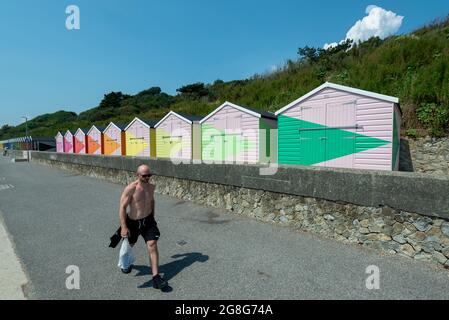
[152,274,168,289]
[121,265,133,274]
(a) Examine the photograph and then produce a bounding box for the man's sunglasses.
[140,174,152,178]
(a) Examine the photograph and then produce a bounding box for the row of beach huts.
[6,82,403,171]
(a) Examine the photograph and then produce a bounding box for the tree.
[138,87,162,96]
[1,124,12,131]
[99,91,130,109]
[176,82,209,98]
[297,46,320,63]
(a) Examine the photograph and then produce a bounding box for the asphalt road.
[0,156,449,299]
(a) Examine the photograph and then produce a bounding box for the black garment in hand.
[109,227,122,248]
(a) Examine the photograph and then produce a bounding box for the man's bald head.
[137,164,151,175]
[136,165,152,184]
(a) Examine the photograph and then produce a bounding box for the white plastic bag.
[117,238,135,269]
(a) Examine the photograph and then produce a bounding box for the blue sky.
[1,0,448,127]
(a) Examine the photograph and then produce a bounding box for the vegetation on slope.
[1,15,448,140]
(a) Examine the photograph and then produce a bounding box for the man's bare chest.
[132,187,154,204]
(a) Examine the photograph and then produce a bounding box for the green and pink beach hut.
[200,101,277,164]
[275,82,401,171]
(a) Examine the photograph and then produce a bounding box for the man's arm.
[151,185,155,217]
[119,185,134,237]
[152,199,155,217]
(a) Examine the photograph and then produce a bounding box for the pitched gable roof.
[275,82,399,115]
[87,125,106,135]
[199,101,276,124]
[155,111,202,128]
[124,117,159,131]
[104,122,126,132]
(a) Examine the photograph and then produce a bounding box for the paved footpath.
[0,156,449,299]
[0,213,28,299]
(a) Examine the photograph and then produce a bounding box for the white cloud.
[324,5,404,49]
[323,42,338,50]
[365,5,378,14]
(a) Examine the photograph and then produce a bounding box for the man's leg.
[146,240,168,289]
[146,240,159,276]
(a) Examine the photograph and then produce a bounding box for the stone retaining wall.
[401,137,449,175]
[30,154,449,269]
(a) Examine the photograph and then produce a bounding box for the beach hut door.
[325,102,356,168]
[299,105,326,165]
[170,120,183,158]
[227,115,242,162]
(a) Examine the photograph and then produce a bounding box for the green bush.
[405,128,418,139]
[417,103,449,137]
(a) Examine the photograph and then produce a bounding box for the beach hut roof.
[75,128,89,135]
[87,125,106,135]
[124,117,159,130]
[155,111,202,128]
[275,82,399,116]
[104,122,127,132]
[199,101,276,124]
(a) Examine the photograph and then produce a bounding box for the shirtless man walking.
[118,164,168,289]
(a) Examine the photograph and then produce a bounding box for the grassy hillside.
[1,15,448,140]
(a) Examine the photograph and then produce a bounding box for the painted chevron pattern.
[104,133,121,155]
[125,132,149,156]
[87,136,101,154]
[278,115,390,166]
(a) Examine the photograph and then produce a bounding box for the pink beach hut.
[55,131,64,153]
[63,130,74,153]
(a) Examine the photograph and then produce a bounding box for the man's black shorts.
[126,214,160,245]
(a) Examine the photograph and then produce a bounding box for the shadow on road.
[182,210,232,225]
[135,252,209,291]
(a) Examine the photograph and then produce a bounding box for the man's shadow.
[134,252,209,292]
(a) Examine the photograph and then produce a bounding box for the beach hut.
[19,137,24,150]
[200,101,277,164]
[124,118,157,157]
[55,132,64,153]
[74,128,88,154]
[87,125,105,155]
[56,132,64,153]
[63,130,74,153]
[103,122,126,156]
[154,111,202,160]
[275,82,401,171]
